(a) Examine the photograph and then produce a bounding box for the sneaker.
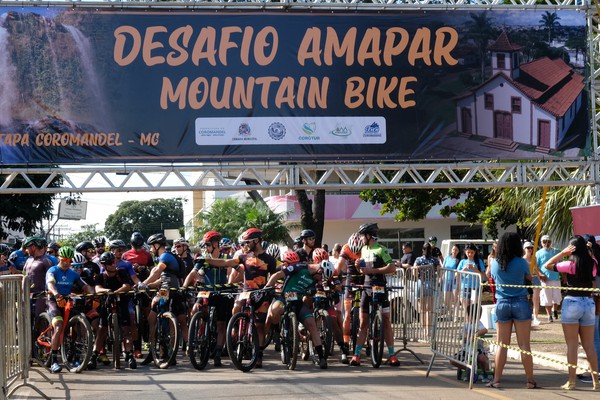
[72,361,81,369]
[128,355,137,370]
[349,355,361,366]
[50,362,62,373]
[578,374,594,384]
[341,353,349,364]
[87,354,97,370]
[97,353,110,365]
[548,315,553,323]
[214,355,222,367]
[388,355,400,367]
[134,350,142,359]
[554,310,559,319]
[255,357,263,369]
[318,357,328,369]
[480,377,491,384]
[531,319,541,326]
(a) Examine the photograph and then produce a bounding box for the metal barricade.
[426,268,484,389]
[0,275,48,400]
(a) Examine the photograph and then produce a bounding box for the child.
[451,304,491,383]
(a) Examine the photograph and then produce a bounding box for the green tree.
[540,11,561,43]
[104,198,184,243]
[63,224,105,247]
[194,198,292,246]
[0,166,63,239]
[465,12,495,83]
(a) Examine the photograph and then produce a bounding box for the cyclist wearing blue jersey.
[46,246,93,373]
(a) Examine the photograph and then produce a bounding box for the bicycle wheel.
[261,324,274,351]
[33,312,53,368]
[280,312,298,370]
[188,311,210,370]
[150,312,179,369]
[369,310,384,368]
[61,314,93,373]
[226,312,259,372]
[314,313,333,359]
[111,313,121,369]
[349,307,360,354]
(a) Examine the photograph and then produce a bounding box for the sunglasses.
[47,250,55,254]
[72,264,83,269]
[306,237,316,241]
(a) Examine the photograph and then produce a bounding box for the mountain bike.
[368,285,402,368]
[149,288,179,369]
[347,285,370,357]
[300,287,333,361]
[103,293,123,369]
[279,291,300,370]
[30,293,52,368]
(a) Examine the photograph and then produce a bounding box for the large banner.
[0,8,589,164]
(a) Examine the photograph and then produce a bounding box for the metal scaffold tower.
[0,0,598,196]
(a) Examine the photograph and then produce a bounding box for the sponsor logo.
[268,122,286,140]
[238,123,251,136]
[363,122,381,137]
[232,123,257,141]
[329,125,352,137]
[198,127,226,137]
[302,122,316,135]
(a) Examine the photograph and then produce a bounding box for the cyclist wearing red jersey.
[350,223,400,367]
[339,233,364,364]
[200,228,277,368]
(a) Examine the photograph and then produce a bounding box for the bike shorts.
[151,291,187,317]
[209,294,235,323]
[273,297,313,322]
[360,290,390,313]
[234,298,270,323]
[99,300,131,327]
[46,298,64,322]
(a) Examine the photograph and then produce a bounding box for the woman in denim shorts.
[488,232,537,389]
[542,236,599,390]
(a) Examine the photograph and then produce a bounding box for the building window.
[484,93,494,110]
[379,228,424,259]
[511,97,521,114]
[497,53,506,69]
[450,225,483,240]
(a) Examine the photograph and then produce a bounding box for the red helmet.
[282,250,300,265]
[312,248,329,263]
[203,230,222,244]
[241,228,263,241]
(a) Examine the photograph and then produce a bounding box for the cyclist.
[47,242,61,266]
[173,238,194,278]
[265,250,334,369]
[0,243,15,275]
[92,237,107,263]
[23,236,53,318]
[140,233,188,361]
[339,232,364,363]
[76,241,101,278]
[8,239,27,272]
[89,251,136,370]
[350,223,400,367]
[219,237,234,257]
[200,228,277,368]
[296,229,316,262]
[45,246,93,373]
[184,230,234,367]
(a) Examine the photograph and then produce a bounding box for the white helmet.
[320,260,334,280]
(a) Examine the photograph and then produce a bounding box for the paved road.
[8,343,598,400]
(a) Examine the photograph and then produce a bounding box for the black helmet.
[299,229,316,239]
[109,240,127,250]
[48,241,61,251]
[99,251,116,265]
[92,237,106,248]
[130,232,145,247]
[358,223,378,236]
[23,236,47,249]
[147,233,167,246]
[75,241,94,253]
[428,236,438,243]
[0,244,11,257]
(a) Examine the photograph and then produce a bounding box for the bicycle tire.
[370,309,384,368]
[261,324,274,351]
[61,314,93,373]
[150,311,179,369]
[314,312,333,359]
[33,312,53,368]
[280,311,298,370]
[226,312,259,372]
[188,311,210,370]
[349,307,360,354]
[111,313,121,369]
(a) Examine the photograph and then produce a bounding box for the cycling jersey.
[47,255,59,266]
[281,263,316,294]
[159,251,180,289]
[194,251,230,286]
[94,269,133,291]
[342,244,363,286]
[361,242,393,287]
[234,253,277,290]
[24,255,53,294]
[46,266,87,296]
[9,249,27,271]
[296,248,313,263]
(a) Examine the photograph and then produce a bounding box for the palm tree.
[465,12,495,83]
[539,11,561,44]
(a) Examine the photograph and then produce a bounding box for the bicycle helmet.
[299,229,316,239]
[261,241,269,250]
[282,250,300,265]
[266,243,281,260]
[99,251,116,265]
[72,252,86,266]
[241,228,262,242]
[219,238,232,248]
[23,236,47,249]
[320,260,334,280]
[147,233,167,246]
[174,237,190,247]
[202,230,222,244]
[109,239,127,250]
[347,233,363,255]
[358,223,379,236]
[75,241,94,253]
[58,246,75,260]
[0,244,11,257]
[48,241,61,251]
[92,236,106,248]
[312,248,329,263]
[293,236,302,247]
[428,236,438,243]
[130,232,145,247]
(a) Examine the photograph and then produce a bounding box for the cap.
[541,235,551,242]
[523,241,534,249]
